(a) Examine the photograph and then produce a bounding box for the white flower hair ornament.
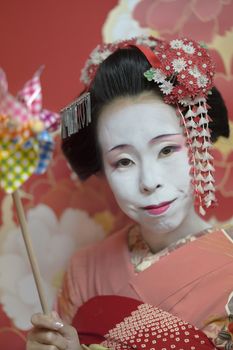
[61,36,216,215]
[80,36,160,86]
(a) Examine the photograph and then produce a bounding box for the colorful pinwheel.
[0,67,60,193]
[0,67,61,315]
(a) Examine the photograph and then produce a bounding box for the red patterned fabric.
[73,295,217,349]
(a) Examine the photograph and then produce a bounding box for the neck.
[140,207,211,254]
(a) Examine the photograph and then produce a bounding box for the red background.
[0,0,117,111]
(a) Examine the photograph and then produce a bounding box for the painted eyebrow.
[108,133,182,152]
[149,133,182,144]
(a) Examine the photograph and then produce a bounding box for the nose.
[139,161,163,194]
[140,182,162,194]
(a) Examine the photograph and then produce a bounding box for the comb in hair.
[60,92,91,138]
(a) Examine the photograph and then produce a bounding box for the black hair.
[62,47,229,180]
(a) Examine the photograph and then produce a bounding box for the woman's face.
[97,94,194,234]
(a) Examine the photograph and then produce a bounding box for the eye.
[160,145,179,158]
[116,158,134,168]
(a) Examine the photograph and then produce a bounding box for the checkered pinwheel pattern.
[0,67,60,193]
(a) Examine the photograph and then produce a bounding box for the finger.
[31,313,64,331]
[28,329,67,350]
[50,311,79,342]
[27,341,59,350]
[89,345,110,350]
[57,323,78,340]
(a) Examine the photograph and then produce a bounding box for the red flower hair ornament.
[61,36,216,215]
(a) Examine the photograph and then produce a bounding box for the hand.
[27,311,82,350]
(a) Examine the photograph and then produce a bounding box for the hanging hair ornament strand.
[143,38,216,215]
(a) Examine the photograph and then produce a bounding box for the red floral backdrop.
[0,0,232,348]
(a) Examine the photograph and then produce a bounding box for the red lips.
[143,199,176,216]
[143,200,175,210]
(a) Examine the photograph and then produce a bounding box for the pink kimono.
[56,225,233,345]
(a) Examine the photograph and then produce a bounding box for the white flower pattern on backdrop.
[0,204,104,330]
[102,0,147,42]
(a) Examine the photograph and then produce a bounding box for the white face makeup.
[97,95,196,237]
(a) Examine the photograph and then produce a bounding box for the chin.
[141,216,182,235]
[140,203,190,234]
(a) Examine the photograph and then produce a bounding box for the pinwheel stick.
[12,190,49,315]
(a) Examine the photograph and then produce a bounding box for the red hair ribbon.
[131,44,161,69]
